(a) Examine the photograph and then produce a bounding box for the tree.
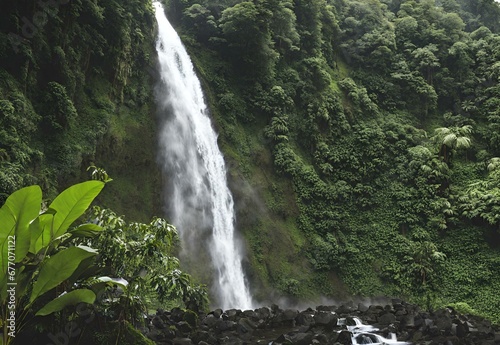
[439,12,465,42]
[408,145,450,185]
[448,41,474,84]
[86,207,208,315]
[433,125,472,164]
[183,4,219,42]
[42,82,77,132]
[219,1,278,80]
[261,0,300,55]
[459,157,500,227]
[411,44,440,85]
[293,0,324,55]
[408,241,446,287]
[404,239,446,310]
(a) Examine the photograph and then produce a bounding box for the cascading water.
[153,2,253,310]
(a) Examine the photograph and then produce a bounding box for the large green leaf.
[66,256,99,286]
[49,180,104,238]
[68,223,103,238]
[30,246,97,303]
[35,289,96,316]
[34,181,104,249]
[0,185,41,277]
[31,212,57,254]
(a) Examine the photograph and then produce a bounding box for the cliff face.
[0,0,162,221]
[169,0,500,323]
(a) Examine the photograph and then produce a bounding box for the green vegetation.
[0,178,206,344]
[1,0,500,332]
[0,0,161,221]
[167,0,500,323]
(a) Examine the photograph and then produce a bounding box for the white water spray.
[153,2,253,310]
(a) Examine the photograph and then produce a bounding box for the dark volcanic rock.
[378,312,396,325]
[143,300,497,345]
[272,308,298,326]
[314,311,337,327]
[296,310,316,326]
[289,332,315,345]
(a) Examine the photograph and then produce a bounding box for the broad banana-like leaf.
[30,246,97,303]
[66,256,99,286]
[31,212,57,254]
[34,181,104,249]
[0,185,41,280]
[68,223,103,238]
[36,289,96,316]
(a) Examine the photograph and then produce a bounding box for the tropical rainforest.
[1,0,500,342]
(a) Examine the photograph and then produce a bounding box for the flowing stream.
[153,2,253,310]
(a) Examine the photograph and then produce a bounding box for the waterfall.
[153,2,253,310]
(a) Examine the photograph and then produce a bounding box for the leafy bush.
[0,181,105,345]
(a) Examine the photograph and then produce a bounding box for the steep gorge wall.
[171,0,500,323]
[0,0,162,221]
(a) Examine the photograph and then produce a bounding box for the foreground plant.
[83,207,209,323]
[0,177,208,344]
[0,181,105,345]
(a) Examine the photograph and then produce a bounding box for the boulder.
[176,321,193,335]
[296,311,316,326]
[224,309,241,321]
[336,330,353,345]
[202,315,218,328]
[378,312,396,325]
[317,305,336,312]
[273,333,293,344]
[289,332,315,345]
[215,319,236,332]
[358,303,369,313]
[152,315,166,329]
[237,318,257,334]
[242,309,257,320]
[191,330,216,345]
[273,309,298,326]
[435,315,453,334]
[455,321,468,337]
[314,311,337,327]
[314,333,328,344]
[171,308,185,322]
[146,328,167,342]
[255,307,271,321]
[337,303,355,314]
[183,310,198,328]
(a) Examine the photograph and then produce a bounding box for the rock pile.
[144,299,500,345]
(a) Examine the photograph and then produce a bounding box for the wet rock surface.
[143,300,499,345]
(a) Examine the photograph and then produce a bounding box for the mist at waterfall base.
[153,2,253,311]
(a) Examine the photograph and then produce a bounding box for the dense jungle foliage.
[0,0,162,221]
[1,0,500,335]
[0,178,207,344]
[164,0,500,323]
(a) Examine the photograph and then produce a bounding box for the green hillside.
[166,0,500,322]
